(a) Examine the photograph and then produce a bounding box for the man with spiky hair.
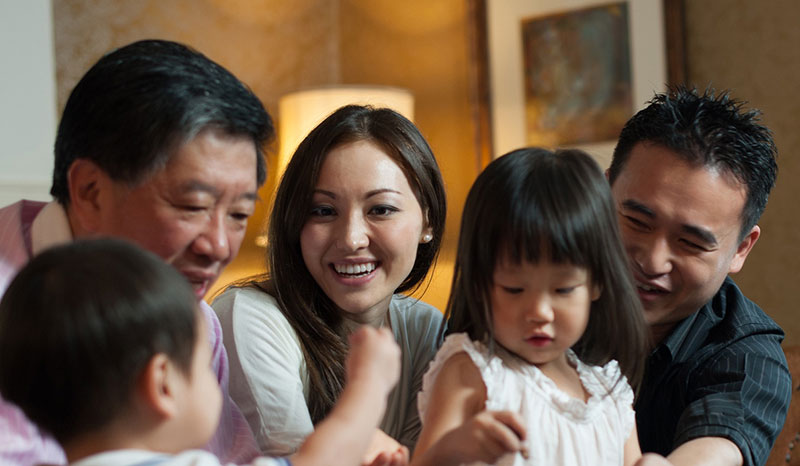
[607,86,790,466]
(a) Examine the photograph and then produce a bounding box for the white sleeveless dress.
[418,333,636,466]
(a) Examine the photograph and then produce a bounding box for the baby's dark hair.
[0,238,198,444]
[445,148,648,386]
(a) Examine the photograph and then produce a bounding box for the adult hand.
[362,429,409,466]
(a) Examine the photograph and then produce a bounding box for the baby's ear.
[139,353,181,419]
[591,283,603,302]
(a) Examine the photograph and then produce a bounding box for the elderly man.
[0,39,273,465]
[607,87,791,466]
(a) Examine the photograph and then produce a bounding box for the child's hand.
[362,429,409,466]
[437,410,527,465]
[633,453,674,466]
[346,326,401,396]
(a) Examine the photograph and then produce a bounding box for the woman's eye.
[310,205,335,217]
[369,205,399,216]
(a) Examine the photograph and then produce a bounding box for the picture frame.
[468,0,686,168]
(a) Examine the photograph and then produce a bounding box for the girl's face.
[300,139,432,324]
[490,255,599,377]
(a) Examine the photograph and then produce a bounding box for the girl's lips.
[526,335,553,347]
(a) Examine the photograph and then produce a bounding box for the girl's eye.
[369,205,399,216]
[555,286,576,295]
[310,205,335,217]
[501,286,524,295]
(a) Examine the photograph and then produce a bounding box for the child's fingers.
[476,411,528,459]
[490,410,527,441]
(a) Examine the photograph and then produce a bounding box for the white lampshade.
[276,85,414,177]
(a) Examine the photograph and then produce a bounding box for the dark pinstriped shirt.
[635,277,791,466]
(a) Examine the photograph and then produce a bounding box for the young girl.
[413,148,650,466]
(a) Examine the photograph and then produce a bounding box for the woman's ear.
[419,209,433,244]
[138,353,181,420]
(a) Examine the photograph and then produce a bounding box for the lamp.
[276,85,414,178]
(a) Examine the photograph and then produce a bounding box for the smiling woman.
[212,105,447,463]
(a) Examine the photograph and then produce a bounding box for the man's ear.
[67,159,111,234]
[138,353,181,420]
[728,225,760,274]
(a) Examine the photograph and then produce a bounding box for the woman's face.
[300,139,432,323]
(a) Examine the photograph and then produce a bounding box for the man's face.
[610,142,758,339]
[98,128,258,300]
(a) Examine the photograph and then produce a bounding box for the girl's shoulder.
[418,333,489,416]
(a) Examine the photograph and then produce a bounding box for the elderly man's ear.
[67,159,116,235]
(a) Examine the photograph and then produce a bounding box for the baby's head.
[0,238,221,456]
[446,148,647,381]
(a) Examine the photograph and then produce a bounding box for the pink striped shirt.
[0,200,259,465]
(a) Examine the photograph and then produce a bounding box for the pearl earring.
[422,233,433,243]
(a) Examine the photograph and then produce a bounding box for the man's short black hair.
[51,39,274,204]
[608,86,777,239]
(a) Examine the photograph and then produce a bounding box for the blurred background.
[1,0,798,344]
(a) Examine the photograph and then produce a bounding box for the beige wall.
[685,0,800,344]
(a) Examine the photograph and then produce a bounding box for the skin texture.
[67,128,259,301]
[300,139,432,328]
[611,142,752,466]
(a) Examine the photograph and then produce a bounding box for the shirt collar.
[656,295,726,363]
[30,201,73,256]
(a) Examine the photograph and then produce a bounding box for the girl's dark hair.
[446,148,648,388]
[255,104,446,422]
[0,238,198,444]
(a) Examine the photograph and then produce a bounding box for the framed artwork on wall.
[468,0,686,168]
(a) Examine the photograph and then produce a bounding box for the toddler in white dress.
[411,148,650,466]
